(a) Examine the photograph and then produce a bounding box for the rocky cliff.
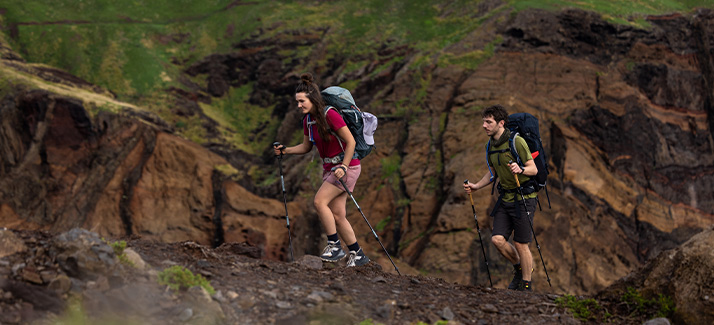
[1,6,713,298]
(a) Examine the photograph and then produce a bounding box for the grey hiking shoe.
[346,248,370,267]
[320,240,346,262]
[508,265,523,290]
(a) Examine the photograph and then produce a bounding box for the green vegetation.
[107,240,134,267]
[555,294,610,321]
[52,296,141,325]
[375,216,392,232]
[438,36,503,70]
[622,287,676,318]
[416,321,450,325]
[158,265,216,295]
[380,155,402,191]
[556,288,676,322]
[509,0,713,28]
[3,0,713,187]
[199,83,277,154]
[215,163,242,180]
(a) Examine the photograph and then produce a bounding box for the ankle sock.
[327,233,339,243]
[347,242,360,252]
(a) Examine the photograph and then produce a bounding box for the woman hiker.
[273,73,370,267]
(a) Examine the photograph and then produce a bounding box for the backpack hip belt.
[497,180,536,196]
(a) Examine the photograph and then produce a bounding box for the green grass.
[158,265,215,295]
[622,287,676,318]
[199,82,278,154]
[4,0,269,99]
[509,0,714,28]
[53,296,143,325]
[375,216,392,232]
[556,294,610,321]
[5,0,713,101]
[3,0,713,174]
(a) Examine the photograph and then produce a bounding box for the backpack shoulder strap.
[509,132,524,168]
[486,140,496,182]
[322,105,346,151]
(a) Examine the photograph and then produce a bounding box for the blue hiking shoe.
[320,240,346,262]
[346,248,370,267]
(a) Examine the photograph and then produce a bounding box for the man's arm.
[464,168,494,194]
[508,158,536,176]
[509,136,537,176]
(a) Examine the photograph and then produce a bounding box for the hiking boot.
[320,240,346,262]
[518,280,533,292]
[507,265,523,290]
[346,248,370,267]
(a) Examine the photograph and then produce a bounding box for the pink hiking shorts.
[322,164,361,192]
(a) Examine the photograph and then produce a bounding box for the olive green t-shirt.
[488,136,538,202]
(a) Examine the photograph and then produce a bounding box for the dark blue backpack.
[486,112,550,208]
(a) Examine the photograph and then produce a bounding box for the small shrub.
[108,240,134,267]
[555,294,606,321]
[622,287,676,318]
[158,265,215,295]
[375,216,392,232]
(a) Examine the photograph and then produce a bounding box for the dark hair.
[296,73,330,141]
[482,104,509,124]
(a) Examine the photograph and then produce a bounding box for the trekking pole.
[510,161,551,287]
[464,180,493,287]
[336,172,401,275]
[273,142,294,262]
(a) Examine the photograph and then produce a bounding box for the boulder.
[49,228,116,280]
[0,230,27,258]
[598,226,714,325]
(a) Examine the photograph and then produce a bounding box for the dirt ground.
[0,230,655,324]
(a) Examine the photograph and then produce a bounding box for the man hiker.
[463,104,538,291]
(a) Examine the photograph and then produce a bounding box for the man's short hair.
[482,104,509,124]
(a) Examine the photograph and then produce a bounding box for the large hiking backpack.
[486,112,550,208]
[317,86,377,160]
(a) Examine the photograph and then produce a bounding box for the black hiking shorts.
[492,198,537,244]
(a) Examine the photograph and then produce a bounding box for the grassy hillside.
[1,0,712,154]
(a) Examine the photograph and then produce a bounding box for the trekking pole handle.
[273,142,285,156]
[464,180,475,206]
[508,160,521,187]
[330,165,347,174]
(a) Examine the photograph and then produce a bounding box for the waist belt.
[323,156,342,164]
[322,152,359,164]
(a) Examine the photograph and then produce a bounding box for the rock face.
[1,7,713,298]
[0,82,312,262]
